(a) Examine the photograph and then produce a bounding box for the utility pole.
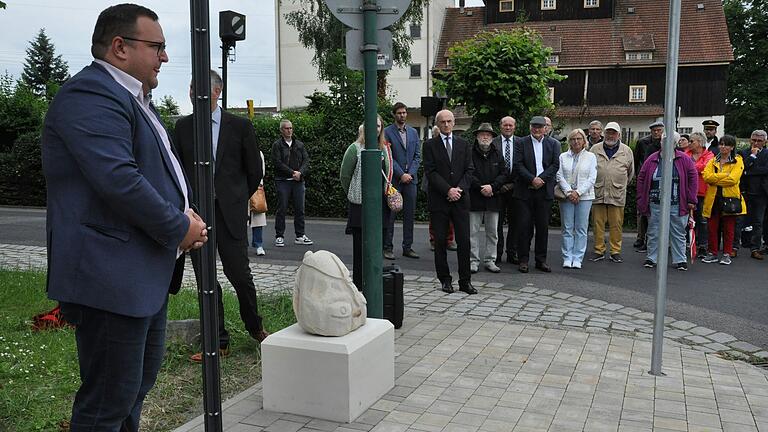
[360,0,383,318]
[650,0,682,376]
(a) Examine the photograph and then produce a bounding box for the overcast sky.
[0,0,478,114]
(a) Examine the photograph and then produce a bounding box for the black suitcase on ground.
[382,264,404,329]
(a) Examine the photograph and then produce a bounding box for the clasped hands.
[447,187,463,202]
[181,209,209,251]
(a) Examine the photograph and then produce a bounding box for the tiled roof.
[434,0,733,70]
[556,104,665,118]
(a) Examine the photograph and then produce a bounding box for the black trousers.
[60,300,167,432]
[496,191,519,259]
[430,205,471,285]
[192,201,263,348]
[517,189,552,264]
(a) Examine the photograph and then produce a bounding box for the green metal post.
[361,0,382,318]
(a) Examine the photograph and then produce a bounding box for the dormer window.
[626,51,653,61]
[499,0,514,12]
[547,54,559,65]
[584,0,599,7]
[542,0,556,10]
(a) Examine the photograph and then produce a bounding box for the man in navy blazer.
[513,116,561,273]
[423,109,476,295]
[383,102,421,259]
[41,5,207,431]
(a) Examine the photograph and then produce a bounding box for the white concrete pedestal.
[262,318,395,423]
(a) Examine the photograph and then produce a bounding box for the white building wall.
[276,0,454,111]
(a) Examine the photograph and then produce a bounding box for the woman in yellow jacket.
[701,135,747,265]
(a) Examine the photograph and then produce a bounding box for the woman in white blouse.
[556,129,598,268]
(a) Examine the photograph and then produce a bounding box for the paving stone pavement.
[6,243,768,431]
[174,314,768,432]
[3,243,765,360]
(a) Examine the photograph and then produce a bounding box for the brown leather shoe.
[254,329,270,343]
[535,262,552,273]
[518,263,529,273]
[190,347,230,363]
[751,250,764,260]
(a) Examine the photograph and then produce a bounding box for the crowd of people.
[341,105,768,295]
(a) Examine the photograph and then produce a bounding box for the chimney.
[459,0,465,14]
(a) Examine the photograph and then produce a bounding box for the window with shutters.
[584,0,599,7]
[542,0,556,10]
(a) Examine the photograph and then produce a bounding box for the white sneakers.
[294,235,313,245]
[256,247,265,256]
[275,237,285,247]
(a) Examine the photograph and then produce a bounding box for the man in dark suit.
[383,101,421,259]
[423,109,476,294]
[493,116,519,264]
[513,116,561,273]
[41,5,208,430]
[175,69,268,362]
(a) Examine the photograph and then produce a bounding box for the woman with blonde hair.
[556,129,597,268]
[340,114,391,289]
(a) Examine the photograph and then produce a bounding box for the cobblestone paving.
[3,243,766,360]
[175,314,768,432]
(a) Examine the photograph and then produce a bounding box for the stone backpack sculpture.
[293,250,367,336]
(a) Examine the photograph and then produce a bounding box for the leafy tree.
[432,28,564,126]
[155,95,181,133]
[21,28,70,99]
[0,73,47,153]
[283,0,426,91]
[724,0,768,136]
[0,2,6,9]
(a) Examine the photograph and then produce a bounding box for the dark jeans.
[350,227,363,290]
[747,193,768,251]
[60,300,168,432]
[275,179,306,238]
[496,191,519,260]
[192,201,263,348]
[384,181,417,251]
[518,190,553,264]
[695,196,708,249]
[636,213,648,243]
[430,205,471,286]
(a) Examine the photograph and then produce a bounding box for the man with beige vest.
[589,122,635,263]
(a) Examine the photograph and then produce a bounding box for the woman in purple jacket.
[636,135,699,271]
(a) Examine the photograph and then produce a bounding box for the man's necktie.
[504,138,512,173]
[445,136,452,161]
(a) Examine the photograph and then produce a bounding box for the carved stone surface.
[293,250,366,336]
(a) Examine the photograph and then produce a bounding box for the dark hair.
[91,4,159,59]
[391,102,407,115]
[720,134,737,147]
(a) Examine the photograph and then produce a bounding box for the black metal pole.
[189,0,223,430]
[221,41,229,110]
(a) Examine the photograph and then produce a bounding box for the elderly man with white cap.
[589,121,635,263]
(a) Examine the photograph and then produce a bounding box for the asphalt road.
[2,205,768,349]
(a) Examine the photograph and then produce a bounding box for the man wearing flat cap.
[702,120,720,155]
[468,123,507,274]
[633,121,664,251]
[512,116,560,273]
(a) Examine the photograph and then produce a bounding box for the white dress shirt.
[211,105,221,163]
[94,59,189,256]
[531,135,544,176]
[501,135,514,173]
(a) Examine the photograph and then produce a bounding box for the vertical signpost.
[190,1,223,430]
[650,0,682,376]
[325,0,409,318]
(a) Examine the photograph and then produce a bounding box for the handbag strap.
[381,144,393,186]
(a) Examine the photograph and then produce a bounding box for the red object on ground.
[31,305,72,331]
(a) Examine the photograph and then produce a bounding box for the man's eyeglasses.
[121,36,166,56]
